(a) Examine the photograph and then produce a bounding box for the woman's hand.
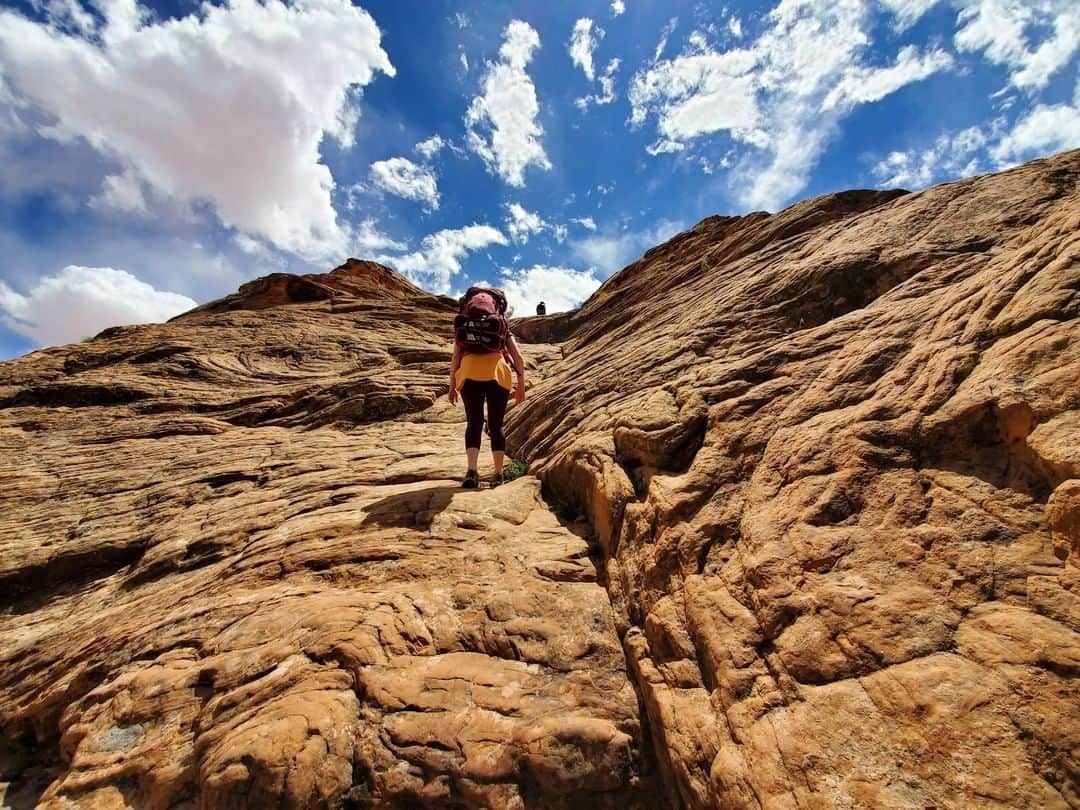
[513,385,525,405]
[448,377,458,405]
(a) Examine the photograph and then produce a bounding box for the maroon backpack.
[454,287,510,353]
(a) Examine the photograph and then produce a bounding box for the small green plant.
[503,458,528,481]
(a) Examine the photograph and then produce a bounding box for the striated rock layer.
[509,149,1080,809]
[0,261,656,807]
[1,152,1078,809]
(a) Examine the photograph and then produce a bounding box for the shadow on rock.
[360,484,459,531]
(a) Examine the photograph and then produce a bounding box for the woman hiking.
[448,287,526,488]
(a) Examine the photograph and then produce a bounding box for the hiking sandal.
[490,472,505,488]
[462,469,479,489]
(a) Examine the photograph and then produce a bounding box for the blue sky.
[0,0,1077,360]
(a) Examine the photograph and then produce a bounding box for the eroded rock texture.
[1,153,1078,810]
[0,261,655,808]
[509,150,1080,808]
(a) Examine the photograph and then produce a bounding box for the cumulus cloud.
[504,203,546,244]
[0,0,394,261]
[576,58,621,111]
[465,20,551,187]
[628,2,954,210]
[954,0,1078,90]
[503,202,569,244]
[569,18,602,81]
[572,216,598,230]
[415,135,447,160]
[991,101,1080,164]
[90,168,149,216]
[873,77,1078,189]
[499,264,602,315]
[879,0,942,30]
[611,1,626,16]
[353,219,408,253]
[369,157,440,210]
[823,45,954,111]
[377,224,507,293]
[572,219,684,276]
[872,125,989,188]
[0,265,196,347]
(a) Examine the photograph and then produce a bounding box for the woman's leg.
[461,381,486,479]
[485,381,510,474]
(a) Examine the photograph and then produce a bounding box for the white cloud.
[499,264,602,315]
[572,216,598,230]
[369,157,440,210]
[415,135,447,160]
[611,1,626,17]
[572,219,683,276]
[878,0,942,31]
[569,18,602,81]
[954,0,1079,90]
[454,12,470,29]
[0,265,196,347]
[728,16,743,38]
[504,203,547,243]
[629,41,762,151]
[576,58,621,111]
[376,224,507,293]
[31,0,97,34]
[992,101,1080,164]
[234,233,271,256]
[465,20,551,187]
[90,168,149,215]
[653,17,678,62]
[0,0,394,262]
[873,79,1079,188]
[352,219,407,254]
[629,2,954,210]
[823,45,954,111]
[459,47,469,74]
[872,125,989,188]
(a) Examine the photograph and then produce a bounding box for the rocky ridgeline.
[1,151,1077,809]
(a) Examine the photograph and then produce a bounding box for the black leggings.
[461,379,510,452]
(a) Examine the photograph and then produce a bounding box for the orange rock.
[3,151,1079,808]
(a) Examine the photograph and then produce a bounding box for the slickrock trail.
[1,151,1078,809]
[511,149,1080,809]
[0,267,656,807]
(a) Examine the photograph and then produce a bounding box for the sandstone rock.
[509,150,1080,808]
[3,152,1079,809]
[0,262,657,808]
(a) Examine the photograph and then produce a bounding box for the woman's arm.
[506,336,526,404]
[449,341,462,405]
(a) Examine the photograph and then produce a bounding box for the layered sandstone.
[1,151,1078,809]
[510,149,1080,809]
[0,261,656,808]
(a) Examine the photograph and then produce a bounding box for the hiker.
[448,287,526,488]
[536,301,546,316]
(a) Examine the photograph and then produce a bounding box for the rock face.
[0,262,655,808]
[1,152,1078,809]
[510,150,1080,809]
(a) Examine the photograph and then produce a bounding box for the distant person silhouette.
[536,301,547,316]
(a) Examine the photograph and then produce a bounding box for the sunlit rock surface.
[2,152,1078,809]
[510,150,1080,809]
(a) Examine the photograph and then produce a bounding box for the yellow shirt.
[456,350,513,391]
